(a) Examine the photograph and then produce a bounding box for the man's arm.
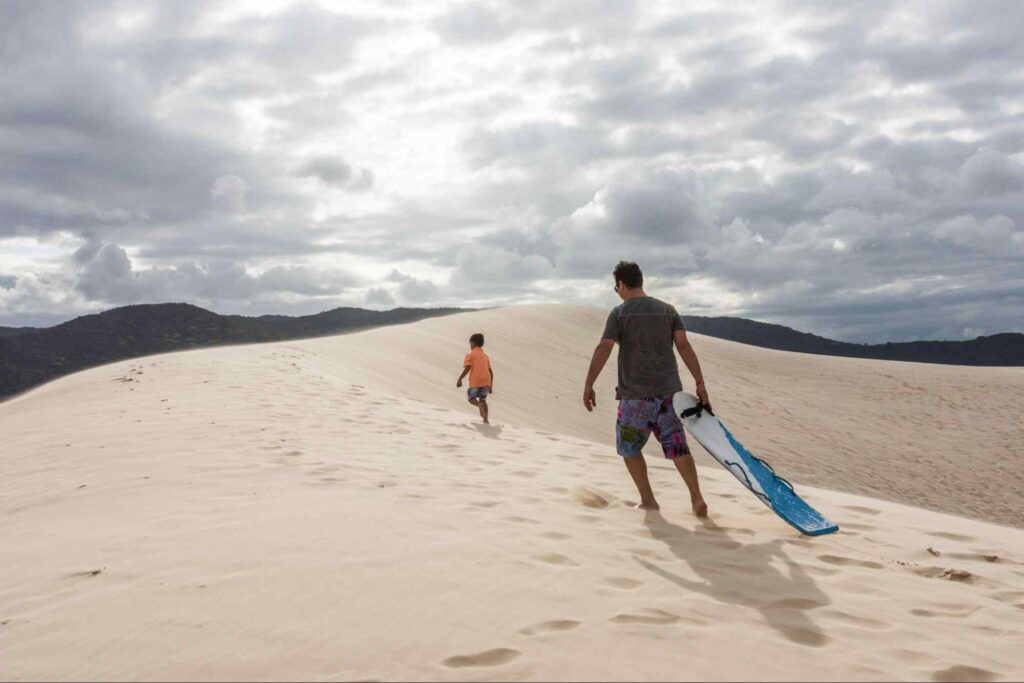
[456,365,470,387]
[583,338,615,411]
[674,329,709,405]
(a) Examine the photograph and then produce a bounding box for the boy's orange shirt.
[463,347,491,388]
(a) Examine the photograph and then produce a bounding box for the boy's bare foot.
[692,498,708,518]
[634,500,660,510]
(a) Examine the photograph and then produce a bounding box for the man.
[583,261,709,516]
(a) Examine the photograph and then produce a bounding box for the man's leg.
[624,455,659,509]
[672,455,708,517]
[655,396,708,517]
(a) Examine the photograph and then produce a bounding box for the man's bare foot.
[634,501,660,510]
[692,499,708,518]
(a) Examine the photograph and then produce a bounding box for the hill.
[681,315,1024,366]
[0,303,463,401]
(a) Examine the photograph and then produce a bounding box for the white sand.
[2,305,1022,681]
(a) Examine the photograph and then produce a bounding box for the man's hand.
[696,383,710,407]
[456,378,463,388]
[583,385,597,412]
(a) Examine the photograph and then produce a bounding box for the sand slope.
[298,305,1024,526]
[2,305,1023,681]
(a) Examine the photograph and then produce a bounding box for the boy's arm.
[456,365,470,387]
[488,367,494,393]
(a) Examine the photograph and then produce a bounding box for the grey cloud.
[72,241,353,306]
[364,287,395,307]
[4,0,1024,343]
[433,2,512,44]
[387,270,440,304]
[959,151,1024,197]
[295,157,374,191]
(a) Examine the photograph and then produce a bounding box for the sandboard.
[674,392,839,536]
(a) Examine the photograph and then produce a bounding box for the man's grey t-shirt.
[602,296,684,400]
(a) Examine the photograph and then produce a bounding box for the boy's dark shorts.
[467,387,489,400]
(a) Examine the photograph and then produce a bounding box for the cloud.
[387,269,440,304]
[210,175,247,212]
[959,151,1024,197]
[0,275,19,290]
[364,287,395,307]
[2,0,1023,341]
[71,240,353,306]
[294,157,374,191]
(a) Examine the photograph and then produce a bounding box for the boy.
[456,332,494,424]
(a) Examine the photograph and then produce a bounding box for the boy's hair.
[469,332,485,347]
[613,261,643,289]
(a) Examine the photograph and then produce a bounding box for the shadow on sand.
[472,423,503,439]
[636,510,832,648]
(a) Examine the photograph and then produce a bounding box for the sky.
[1,0,1022,342]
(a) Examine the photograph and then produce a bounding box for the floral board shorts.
[616,394,691,459]
[467,387,489,400]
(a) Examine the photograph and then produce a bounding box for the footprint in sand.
[535,553,578,567]
[912,566,978,584]
[823,610,890,630]
[539,531,572,541]
[932,665,997,682]
[518,619,581,636]
[602,577,644,590]
[504,516,542,525]
[841,505,882,516]
[778,626,832,648]
[910,605,980,618]
[767,597,826,610]
[610,608,681,625]
[928,531,976,543]
[818,554,884,570]
[442,648,522,669]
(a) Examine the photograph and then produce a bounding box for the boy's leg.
[479,398,489,424]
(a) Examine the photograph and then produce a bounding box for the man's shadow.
[635,510,831,647]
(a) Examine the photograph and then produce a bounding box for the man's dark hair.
[470,332,485,347]
[613,261,643,289]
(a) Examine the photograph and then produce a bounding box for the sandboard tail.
[674,392,839,536]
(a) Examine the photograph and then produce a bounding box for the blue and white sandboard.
[674,392,839,536]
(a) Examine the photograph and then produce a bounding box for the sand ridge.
[1,305,1023,680]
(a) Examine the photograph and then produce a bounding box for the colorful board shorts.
[467,386,489,400]
[616,394,691,459]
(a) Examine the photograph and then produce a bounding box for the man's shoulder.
[621,296,676,314]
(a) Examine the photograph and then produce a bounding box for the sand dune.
[2,305,1022,681]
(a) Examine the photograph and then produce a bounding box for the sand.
[2,304,1022,681]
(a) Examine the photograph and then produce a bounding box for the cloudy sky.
[1,0,1022,342]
